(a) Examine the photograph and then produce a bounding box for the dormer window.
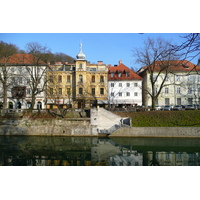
[126,72,130,77]
[118,72,122,77]
[111,72,114,77]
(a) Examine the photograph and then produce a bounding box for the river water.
[1,136,200,166]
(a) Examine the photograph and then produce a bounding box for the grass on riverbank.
[113,110,200,127]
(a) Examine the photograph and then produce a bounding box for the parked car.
[156,105,162,110]
[163,105,172,111]
[172,105,183,111]
[185,104,196,110]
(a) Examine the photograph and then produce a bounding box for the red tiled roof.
[0,54,46,65]
[140,60,200,73]
[108,63,143,80]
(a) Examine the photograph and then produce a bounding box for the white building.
[108,60,143,107]
[138,60,200,107]
[0,54,47,109]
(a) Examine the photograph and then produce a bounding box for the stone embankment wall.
[110,127,200,138]
[0,118,95,136]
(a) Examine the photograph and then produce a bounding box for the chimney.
[119,59,122,64]
[197,59,200,66]
[98,61,103,65]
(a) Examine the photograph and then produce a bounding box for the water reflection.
[0,136,200,166]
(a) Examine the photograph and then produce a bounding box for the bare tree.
[25,42,51,112]
[0,41,19,109]
[135,37,179,109]
[46,65,73,118]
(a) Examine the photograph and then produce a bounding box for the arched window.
[8,102,13,109]
[79,75,83,82]
[37,102,42,109]
[79,63,82,69]
[100,75,104,82]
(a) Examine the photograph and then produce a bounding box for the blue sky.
[0,33,197,69]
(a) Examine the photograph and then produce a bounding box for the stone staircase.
[90,108,131,135]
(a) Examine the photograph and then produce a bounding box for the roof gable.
[108,63,143,80]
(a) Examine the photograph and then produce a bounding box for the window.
[119,83,122,87]
[100,88,104,95]
[58,88,62,95]
[177,98,181,105]
[188,98,193,104]
[119,92,122,96]
[176,75,181,81]
[67,88,71,95]
[49,76,53,83]
[79,75,83,82]
[165,98,170,105]
[27,88,31,95]
[126,92,130,96]
[126,72,130,77]
[166,153,170,160]
[58,75,62,83]
[118,72,122,77]
[111,83,114,87]
[134,92,138,96]
[67,75,70,83]
[176,87,181,94]
[100,75,104,82]
[188,87,192,94]
[19,77,22,84]
[165,87,169,94]
[188,74,194,81]
[92,75,95,82]
[90,68,96,71]
[110,72,114,77]
[27,77,30,84]
[111,92,114,97]
[92,88,95,95]
[126,83,130,87]
[165,76,169,82]
[79,88,83,95]
[134,83,138,87]
[79,63,82,69]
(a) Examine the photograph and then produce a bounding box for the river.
[1,136,200,166]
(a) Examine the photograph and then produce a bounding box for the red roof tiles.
[108,63,143,80]
[140,60,200,73]
[0,54,46,65]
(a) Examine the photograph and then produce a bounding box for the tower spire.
[76,41,86,60]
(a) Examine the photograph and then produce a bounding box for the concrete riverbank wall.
[0,118,95,136]
[110,127,200,138]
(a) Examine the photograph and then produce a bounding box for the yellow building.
[46,44,108,109]
[46,62,75,109]
[75,44,108,109]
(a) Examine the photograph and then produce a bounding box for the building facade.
[46,62,76,109]
[138,60,200,107]
[0,54,47,109]
[108,60,143,107]
[75,44,108,109]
